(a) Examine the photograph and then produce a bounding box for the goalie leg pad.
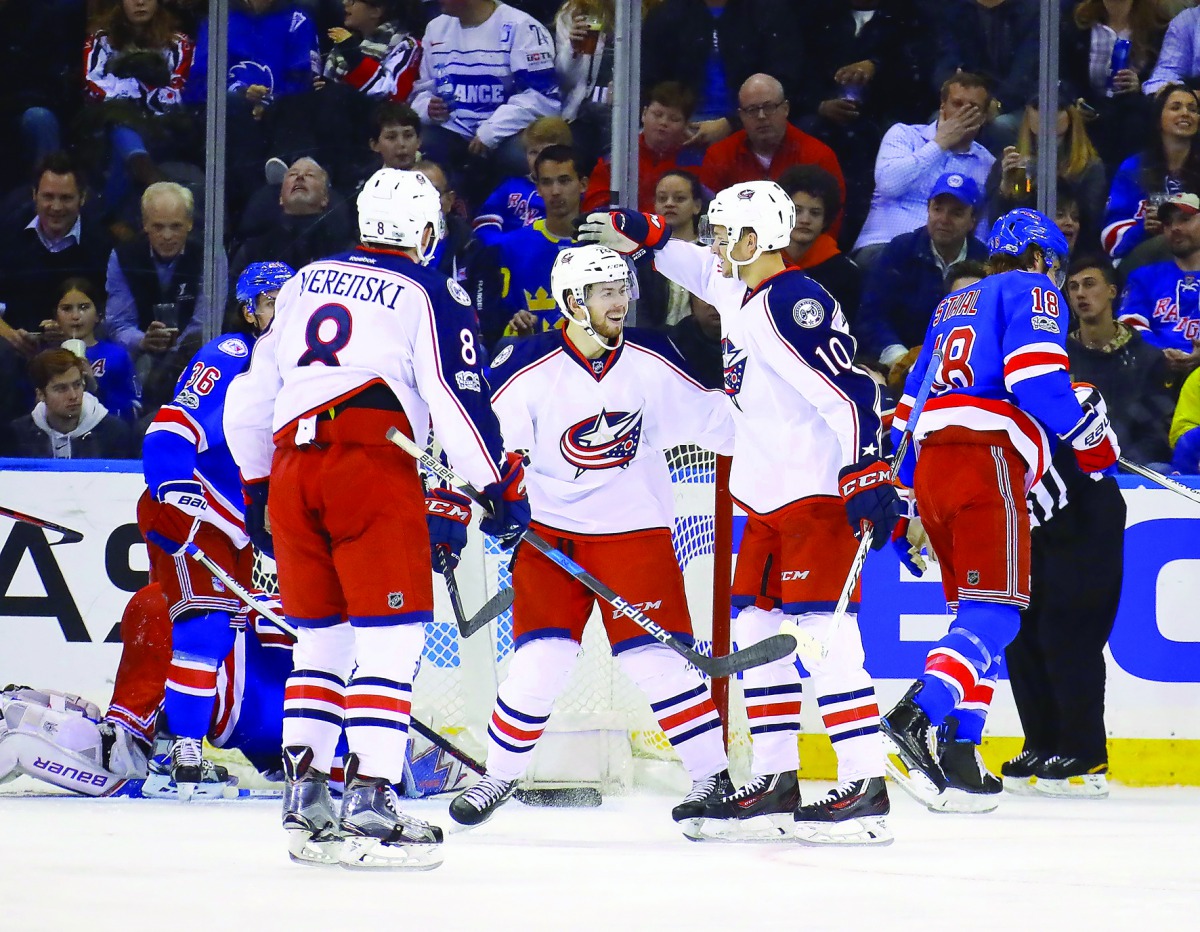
[734,607,802,775]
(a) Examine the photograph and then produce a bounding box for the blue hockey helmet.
[236,261,295,308]
[987,208,1070,286]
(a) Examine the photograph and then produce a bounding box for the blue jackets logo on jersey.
[722,337,747,410]
[559,409,643,477]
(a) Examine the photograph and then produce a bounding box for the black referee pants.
[1006,477,1126,763]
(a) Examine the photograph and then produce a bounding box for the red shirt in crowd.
[583,134,693,213]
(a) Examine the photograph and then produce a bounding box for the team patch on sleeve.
[491,344,514,367]
[793,298,825,329]
[217,338,249,358]
[447,279,472,307]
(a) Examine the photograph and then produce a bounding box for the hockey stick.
[177,539,595,806]
[1118,457,1200,506]
[781,348,944,665]
[438,549,516,637]
[0,505,84,545]
[386,428,796,677]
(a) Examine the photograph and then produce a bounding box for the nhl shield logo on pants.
[388,592,405,609]
[967,570,981,585]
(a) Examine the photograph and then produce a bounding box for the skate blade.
[1031,775,1109,799]
[682,812,792,843]
[1002,775,1039,796]
[884,754,946,810]
[925,787,1000,814]
[338,836,444,871]
[286,829,342,867]
[140,774,233,801]
[793,816,893,846]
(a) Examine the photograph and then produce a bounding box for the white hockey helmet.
[702,180,796,271]
[356,168,444,264]
[550,244,633,350]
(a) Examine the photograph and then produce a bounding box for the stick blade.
[701,634,797,677]
[460,587,514,637]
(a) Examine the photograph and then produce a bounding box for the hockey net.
[252,445,738,792]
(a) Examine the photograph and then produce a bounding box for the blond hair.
[1016,103,1100,182]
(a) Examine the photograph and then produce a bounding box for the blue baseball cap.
[929,172,981,210]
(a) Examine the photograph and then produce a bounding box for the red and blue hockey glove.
[838,455,903,550]
[890,491,931,577]
[479,452,531,549]
[1063,384,1120,474]
[242,478,274,558]
[425,487,473,571]
[156,479,208,518]
[577,209,671,263]
[144,486,203,557]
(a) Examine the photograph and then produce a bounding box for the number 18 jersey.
[224,247,505,490]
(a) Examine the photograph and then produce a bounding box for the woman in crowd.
[635,169,704,329]
[1101,83,1200,259]
[988,96,1107,246]
[81,0,195,221]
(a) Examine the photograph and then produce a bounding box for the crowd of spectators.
[3,0,1200,473]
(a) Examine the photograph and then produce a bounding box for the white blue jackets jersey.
[143,333,256,548]
[893,270,1084,489]
[651,240,882,515]
[488,328,734,535]
[410,3,560,149]
[1118,261,1200,352]
[223,247,505,491]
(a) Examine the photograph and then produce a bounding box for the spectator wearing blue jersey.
[857,172,989,372]
[8,347,132,459]
[46,278,140,422]
[411,0,561,202]
[1101,84,1200,259]
[1118,192,1200,373]
[473,116,572,247]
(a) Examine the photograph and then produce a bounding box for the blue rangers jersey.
[651,240,882,515]
[893,270,1086,489]
[1117,260,1200,352]
[473,176,543,247]
[143,333,256,548]
[86,340,139,421]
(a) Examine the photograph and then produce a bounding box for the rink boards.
[1,459,1198,785]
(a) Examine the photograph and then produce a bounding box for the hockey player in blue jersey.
[136,260,295,798]
[881,208,1121,802]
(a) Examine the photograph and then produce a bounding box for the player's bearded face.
[584,281,629,338]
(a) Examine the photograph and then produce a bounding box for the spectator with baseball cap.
[855,171,989,372]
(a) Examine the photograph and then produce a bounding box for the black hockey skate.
[880,682,948,807]
[338,754,444,870]
[143,736,233,800]
[672,768,733,837]
[686,772,800,842]
[793,777,892,845]
[1032,755,1109,799]
[449,774,518,828]
[1000,749,1044,796]
[927,730,1002,814]
[281,746,341,866]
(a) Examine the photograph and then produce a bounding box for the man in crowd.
[856,173,989,372]
[853,72,994,267]
[474,116,573,246]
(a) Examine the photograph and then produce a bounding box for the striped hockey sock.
[816,684,883,781]
[486,695,550,780]
[283,668,347,769]
[163,653,218,739]
[344,675,413,781]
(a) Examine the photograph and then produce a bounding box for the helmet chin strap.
[720,227,763,279]
[568,288,622,352]
[415,223,438,266]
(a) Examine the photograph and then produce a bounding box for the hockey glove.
[144,492,202,557]
[156,479,208,518]
[1062,404,1119,475]
[577,210,671,263]
[838,455,903,550]
[425,487,473,571]
[479,452,531,549]
[242,479,274,558]
[889,489,927,576]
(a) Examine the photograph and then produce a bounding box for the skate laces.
[682,773,720,804]
[728,774,772,802]
[172,737,202,768]
[814,779,862,806]
[461,774,513,809]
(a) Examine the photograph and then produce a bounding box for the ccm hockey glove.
[838,455,903,550]
[479,452,531,548]
[425,487,473,571]
[577,209,671,263]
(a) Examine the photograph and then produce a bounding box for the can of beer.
[1108,38,1131,93]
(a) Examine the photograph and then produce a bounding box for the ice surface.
[2,783,1197,931]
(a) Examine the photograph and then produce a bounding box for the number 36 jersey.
[224,247,505,490]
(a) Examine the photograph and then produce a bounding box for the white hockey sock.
[345,621,424,782]
[617,645,726,780]
[791,611,885,782]
[735,607,802,775]
[283,622,355,772]
[486,637,580,781]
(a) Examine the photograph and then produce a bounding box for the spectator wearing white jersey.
[411,0,561,202]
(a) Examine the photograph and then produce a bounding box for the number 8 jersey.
[224,247,506,489]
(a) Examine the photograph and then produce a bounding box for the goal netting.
[252,445,739,792]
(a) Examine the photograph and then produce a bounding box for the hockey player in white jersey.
[581,183,903,845]
[224,168,529,869]
[446,244,737,832]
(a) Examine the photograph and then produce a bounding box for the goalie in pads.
[446,244,737,833]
